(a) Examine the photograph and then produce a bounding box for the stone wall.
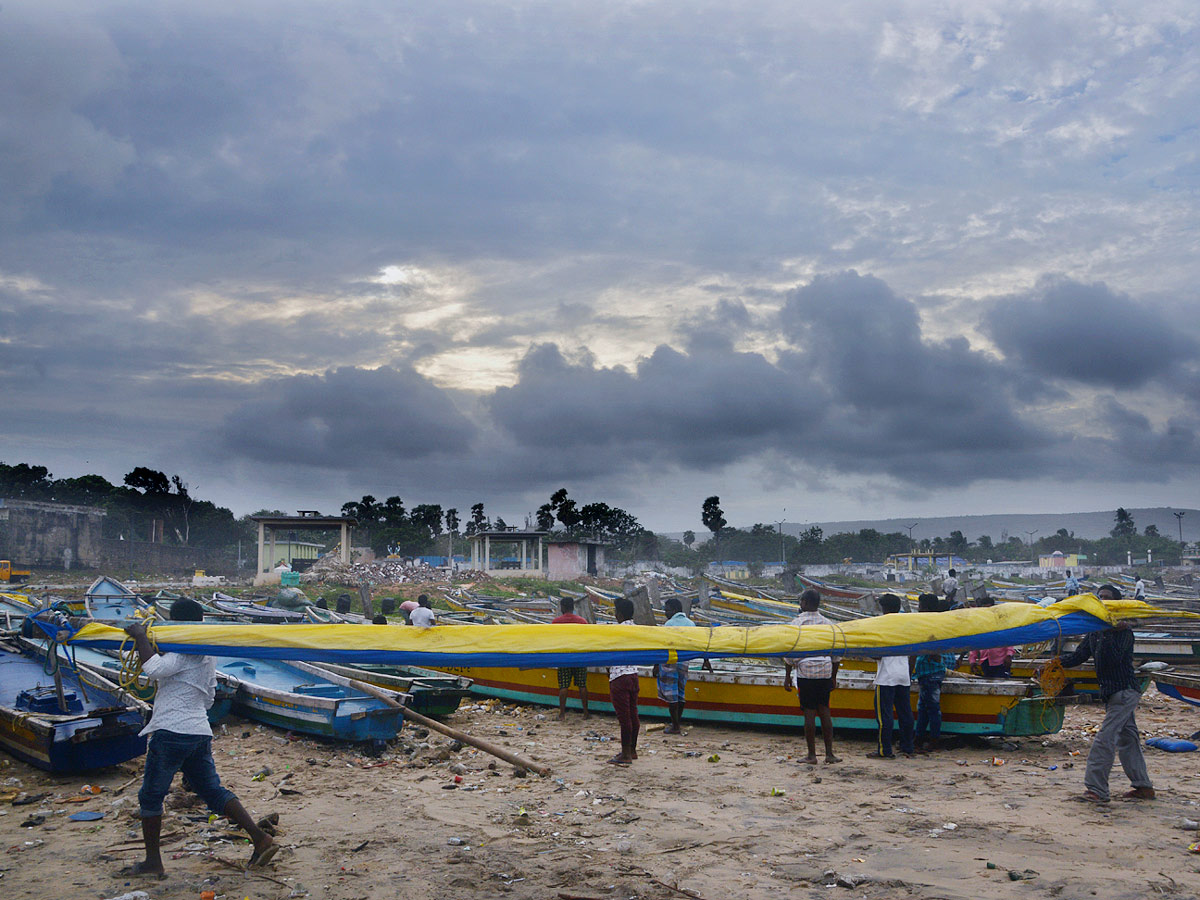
[0,498,106,568]
[97,539,242,577]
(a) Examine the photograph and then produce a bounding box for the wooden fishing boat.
[311,661,473,718]
[1060,631,1200,665]
[0,636,149,771]
[83,576,148,623]
[431,660,1064,737]
[210,593,306,623]
[0,591,39,628]
[1152,668,1200,708]
[216,657,407,741]
[53,643,236,724]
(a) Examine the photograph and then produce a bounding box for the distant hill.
[668,507,1197,545]
[783,508,1198,545]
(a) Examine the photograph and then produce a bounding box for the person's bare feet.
[557,710,566,720]
[825,754,842,764]
[663,725,682,735]
[248,840,278,868]
[804,755,819,765]
[119,861,166,879]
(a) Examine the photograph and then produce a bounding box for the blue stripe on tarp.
[65,611,1112,667]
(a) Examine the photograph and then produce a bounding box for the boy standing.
[654,598,712,734]
[913,593,954,751]
[552,596,590,719]
[782,589,841,764]
[867,593,915,759]
[607,597,641,765]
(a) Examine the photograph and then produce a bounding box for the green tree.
[682,530,695,550]
[1111,508,1137,540]
[702,496,726,563]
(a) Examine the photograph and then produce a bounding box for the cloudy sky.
[2,1,1199,533]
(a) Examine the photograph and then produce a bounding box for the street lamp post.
[777,509,786,566]
[1175,511,1186,548]
[905,522,918,542]
[1024,529,1039,549]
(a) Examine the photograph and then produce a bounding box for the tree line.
[2,462,1184,570]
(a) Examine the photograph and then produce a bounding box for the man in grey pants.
[1054,584,1154,803]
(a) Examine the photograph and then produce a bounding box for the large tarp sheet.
[42,595,1200,668]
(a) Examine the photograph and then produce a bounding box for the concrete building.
[467,529,546,578]
[546,538,607,580]
[0,498,106,569]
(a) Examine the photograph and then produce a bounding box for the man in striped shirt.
[783,589,841,765]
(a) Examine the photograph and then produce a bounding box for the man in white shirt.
[941,569,960,608]
[868,593,915,759]
[123,600,277,877]
[1134,576,1146,601]
[408,594,436,628]
[782,589,841,765]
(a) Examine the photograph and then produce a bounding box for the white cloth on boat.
[874,654,911,687]
[140,652,216,737]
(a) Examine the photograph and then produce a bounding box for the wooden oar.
[345,676,551,776]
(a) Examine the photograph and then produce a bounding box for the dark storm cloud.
[220,365,478,468]
[985,277,1198,389]
[488,342,825,469]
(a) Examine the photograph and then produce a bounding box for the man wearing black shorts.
[552,597,590,719]
[783,589,841,765]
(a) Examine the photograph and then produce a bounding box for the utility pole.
[1024,529,1039,549]
[777,508,786,566]
[1175,511,1186,547]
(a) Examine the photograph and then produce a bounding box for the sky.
[2,1,1199,534]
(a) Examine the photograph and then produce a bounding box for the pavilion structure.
[250,511,357,585]
[467,529,547,578]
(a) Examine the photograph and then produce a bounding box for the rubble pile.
[301,554,445,585]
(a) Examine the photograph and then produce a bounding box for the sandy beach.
[3,685,1199,900]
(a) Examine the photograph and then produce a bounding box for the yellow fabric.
[64,595,1195,658]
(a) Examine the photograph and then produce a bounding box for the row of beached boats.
[0,577,473,772]
[3,571,1199,773]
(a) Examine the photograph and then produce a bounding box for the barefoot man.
[124,600,278,877]
[552,596,590,720]
[783,589,842,765]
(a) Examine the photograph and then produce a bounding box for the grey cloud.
[985,277,1197,388]
[219,365,478,468]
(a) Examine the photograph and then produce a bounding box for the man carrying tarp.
[1054,584,1155,804]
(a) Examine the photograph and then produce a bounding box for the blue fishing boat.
[84,576,150,624]
[52,643,236,724]
[0,636,149,772]
[217,657,407,741]
[312,661,473,718]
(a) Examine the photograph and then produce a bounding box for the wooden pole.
[345,677,552,776]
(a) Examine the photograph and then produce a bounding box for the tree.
[682,530,695,550]
[535,503,555,531]
[947,530,968,556]
[1111,508,1137,540]
[444,508,459,534]
[124,467,170,495]
[410,504,444,538]
[976,535,993,552]
[1144,524,1160,537]
[702,496,726,563]
[379,496,407,528]
[466,502,488,535]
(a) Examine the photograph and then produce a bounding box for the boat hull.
[1153,670,1200,708]
[218,659,405,741]
[0,640,149,772]
[432,664,1063,737]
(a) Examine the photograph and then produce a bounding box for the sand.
[3,687,1199,900]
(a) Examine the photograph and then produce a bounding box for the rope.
[115,609,158,699]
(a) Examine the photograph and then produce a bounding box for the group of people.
[120,576,1154,879]
[554,583,1154,807]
